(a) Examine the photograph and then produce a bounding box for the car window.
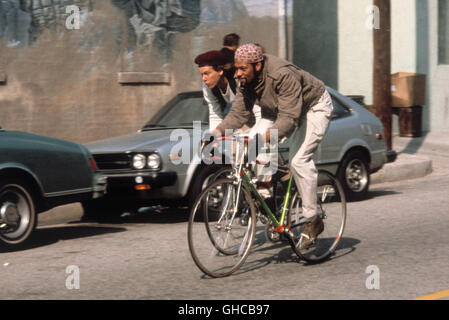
[145,96,209,128]
[331,97,351,119]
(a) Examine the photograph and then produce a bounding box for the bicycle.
[187,134,347,278]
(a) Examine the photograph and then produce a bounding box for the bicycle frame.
[226,135,295,233]
[190,134,347,278]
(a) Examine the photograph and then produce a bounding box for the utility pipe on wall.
[278,0,288,60]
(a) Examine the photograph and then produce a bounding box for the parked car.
[83,87,387,219]
[0,129,107,245]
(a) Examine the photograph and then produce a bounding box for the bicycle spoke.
[188,178,256,278]
[288,171,347,263]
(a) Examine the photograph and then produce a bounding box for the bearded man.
[213,44,334,249]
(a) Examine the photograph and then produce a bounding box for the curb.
[371,153,432,184]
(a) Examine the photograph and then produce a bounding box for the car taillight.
[376,133,383,140]
[89,158,98,171]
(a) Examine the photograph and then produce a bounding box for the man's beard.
[241,69,261,90]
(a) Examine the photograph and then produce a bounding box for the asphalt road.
[1,152,448,301]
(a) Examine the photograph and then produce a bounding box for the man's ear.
[255,62,263,73]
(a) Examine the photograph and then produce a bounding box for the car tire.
[337,150,370,200]
[187,164,232,210]
[0,179,37,245]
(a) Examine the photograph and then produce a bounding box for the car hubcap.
[201,169,232,190]
[0,187,31,238]
[0,202,20,228]
[345,159,368,192]
[207,185,224,208]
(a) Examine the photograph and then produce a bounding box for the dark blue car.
[0,128,107,245]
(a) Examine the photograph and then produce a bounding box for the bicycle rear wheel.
[288,171,346,263]
[188,178,257,278]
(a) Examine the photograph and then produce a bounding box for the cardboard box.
[391,72,426,107]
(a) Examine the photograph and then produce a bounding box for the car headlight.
[132,154,146,170]
[147,153,161,170]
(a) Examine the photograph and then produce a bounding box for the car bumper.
[99,171,177,193]
[369,150,387,173]
[93,173,108,199]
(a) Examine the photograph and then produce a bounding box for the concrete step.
[371,153,432,184]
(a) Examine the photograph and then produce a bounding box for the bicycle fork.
[217,140,248,229]
[216,178,243,229]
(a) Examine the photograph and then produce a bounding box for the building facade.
[292,0,449,133]
[0,0,447,144]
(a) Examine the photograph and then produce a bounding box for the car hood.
[2,130,85,153]
[84,128,193,153]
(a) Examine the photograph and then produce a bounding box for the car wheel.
[188,165,232,209]
[0,179,37,245]
[338,150,370,200]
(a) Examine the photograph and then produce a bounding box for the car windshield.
[143,93,209,130]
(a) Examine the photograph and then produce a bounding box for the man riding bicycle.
[212,43,334,249]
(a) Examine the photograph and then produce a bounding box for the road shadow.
[75,206,190,225]
[347,189,402,203]
[205,228,361,278]
[0,225,126,253]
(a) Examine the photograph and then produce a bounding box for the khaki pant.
[247,90,333,214]
[289,90,333,218]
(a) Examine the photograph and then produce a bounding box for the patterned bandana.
[234,44,264,64]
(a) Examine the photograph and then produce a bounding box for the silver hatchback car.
[83,87,386,219]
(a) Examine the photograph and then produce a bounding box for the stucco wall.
[336,0,420,105]
[0,0,280,143]
[1,0,446,142]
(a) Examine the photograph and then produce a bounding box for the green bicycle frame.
[239,146,293,231]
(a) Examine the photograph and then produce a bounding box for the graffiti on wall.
[110,0,201,53]
[0,0,274,56]
[0,0,91,47]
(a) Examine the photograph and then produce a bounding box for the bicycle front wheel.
[188,178,257,278]
[288,171,346,263]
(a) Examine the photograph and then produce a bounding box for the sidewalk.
[371,130,449,184]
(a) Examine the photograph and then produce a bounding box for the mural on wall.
[0,0,284,142]
[0,0,272,51]
[110,0,252,57]
[110,0,201,53]
[0,0,282,69]
[200,0,247,24]
[0,0,91,48]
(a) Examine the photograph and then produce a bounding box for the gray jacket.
[216,54,325,138]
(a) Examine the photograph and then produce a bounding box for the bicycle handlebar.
[215,136,251,142]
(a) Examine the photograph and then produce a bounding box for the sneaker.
[299,215,324,250]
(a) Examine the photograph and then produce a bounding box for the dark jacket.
[216,54,325,138]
